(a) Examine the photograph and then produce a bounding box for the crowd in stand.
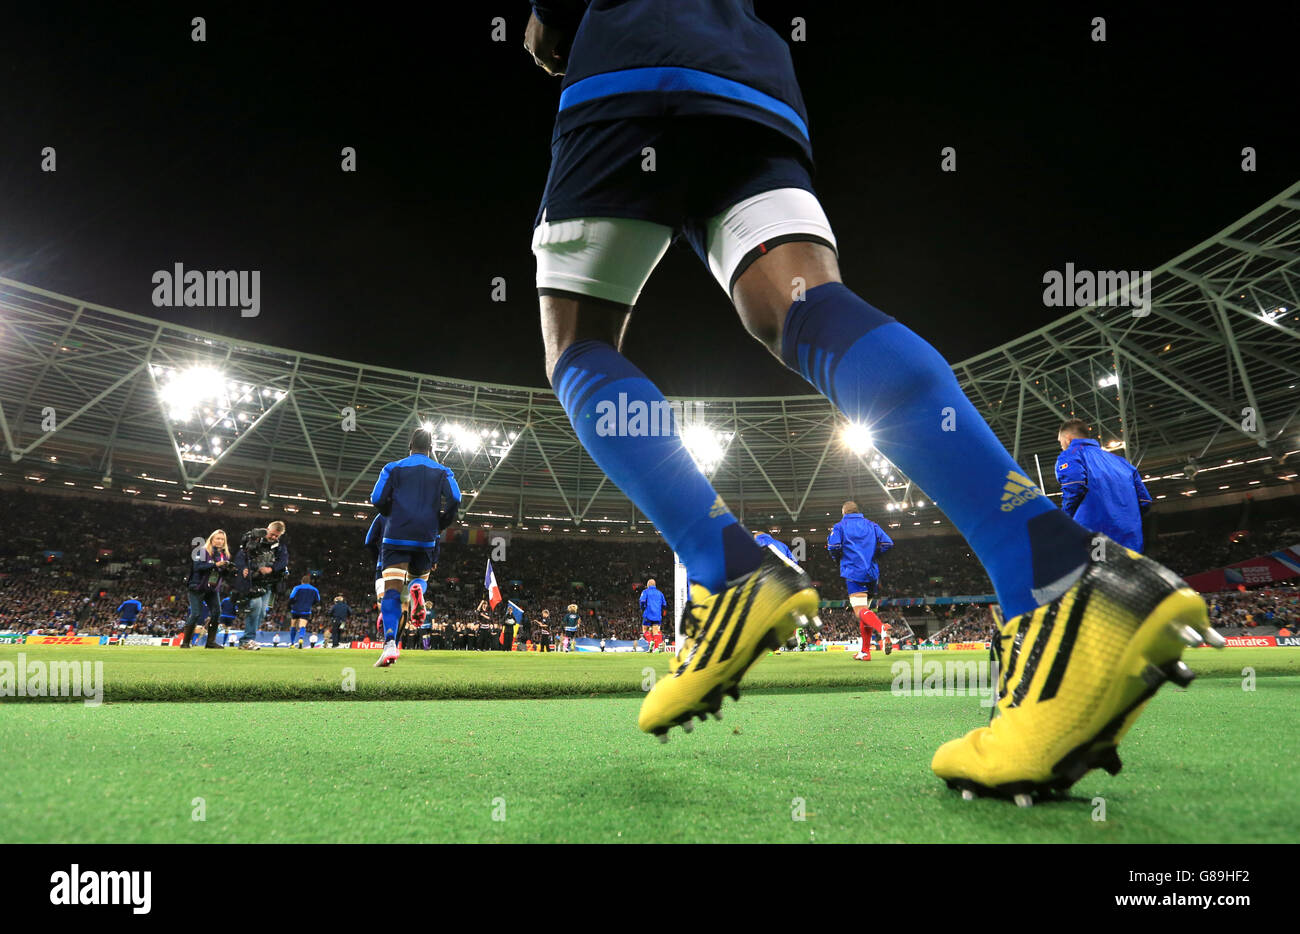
[1206,589,1300,633]
[926,606,999,644]
[0,487,1296,644]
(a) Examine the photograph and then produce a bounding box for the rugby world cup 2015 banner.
[1184,543,1300,592]
[23,635,105,646]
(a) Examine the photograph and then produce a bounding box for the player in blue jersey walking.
[369,428,461,668]
[523,0,1223,802]
[287,575,321,649]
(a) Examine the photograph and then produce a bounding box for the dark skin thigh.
[540,241,842,384]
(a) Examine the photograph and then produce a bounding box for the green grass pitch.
[2,645,1296,843]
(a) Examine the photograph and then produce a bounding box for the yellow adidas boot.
[932,538,1225,804]
[639,550,819,739]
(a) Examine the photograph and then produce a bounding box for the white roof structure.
[2,180,1298,533]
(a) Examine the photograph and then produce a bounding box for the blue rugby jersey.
[288,583,321,617]
[531,0,812,162]
[369,453,461,549]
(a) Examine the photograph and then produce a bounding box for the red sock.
[858,608,881,658]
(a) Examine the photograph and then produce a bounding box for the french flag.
[484,559,503,609]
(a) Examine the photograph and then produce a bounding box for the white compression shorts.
[532,187,836,305]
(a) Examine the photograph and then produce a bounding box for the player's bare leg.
[540,293,632,382]
[732,241,840,357]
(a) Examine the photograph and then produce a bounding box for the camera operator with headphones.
[233,520,289,649]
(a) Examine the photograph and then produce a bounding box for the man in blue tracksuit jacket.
[754,531,796,565]
[828,502,894,657]
[369,427,461,663]
[1055,420,1151,552]
[639,579,668,651]
[827,503,894,599]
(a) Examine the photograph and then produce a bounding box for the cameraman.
[233,520,289,649]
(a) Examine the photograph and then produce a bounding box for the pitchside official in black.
[329,595,350,646]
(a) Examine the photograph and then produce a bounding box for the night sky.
[2,2,1295,396]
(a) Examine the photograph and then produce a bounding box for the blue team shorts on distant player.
[642,618,660,628]
[845,580,878,597]
[535,115,822,275]
[379,544,435,578]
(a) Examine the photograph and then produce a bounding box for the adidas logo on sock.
[999,471,1043,512]
[708,495,729,519]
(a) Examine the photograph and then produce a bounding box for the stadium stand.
[2,486,1297,641]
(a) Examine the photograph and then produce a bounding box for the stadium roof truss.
[2,180,1299,531]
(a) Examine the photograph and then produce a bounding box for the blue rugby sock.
[781,282,1091,618]
[552,340,763,593]
[288,625,298,645]
[381,589,401,642]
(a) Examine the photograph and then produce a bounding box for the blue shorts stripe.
[558,67,809,141]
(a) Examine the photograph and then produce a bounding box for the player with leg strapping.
[827,502,892,660]
[523,0,1223,801]
[368,428,460,668]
